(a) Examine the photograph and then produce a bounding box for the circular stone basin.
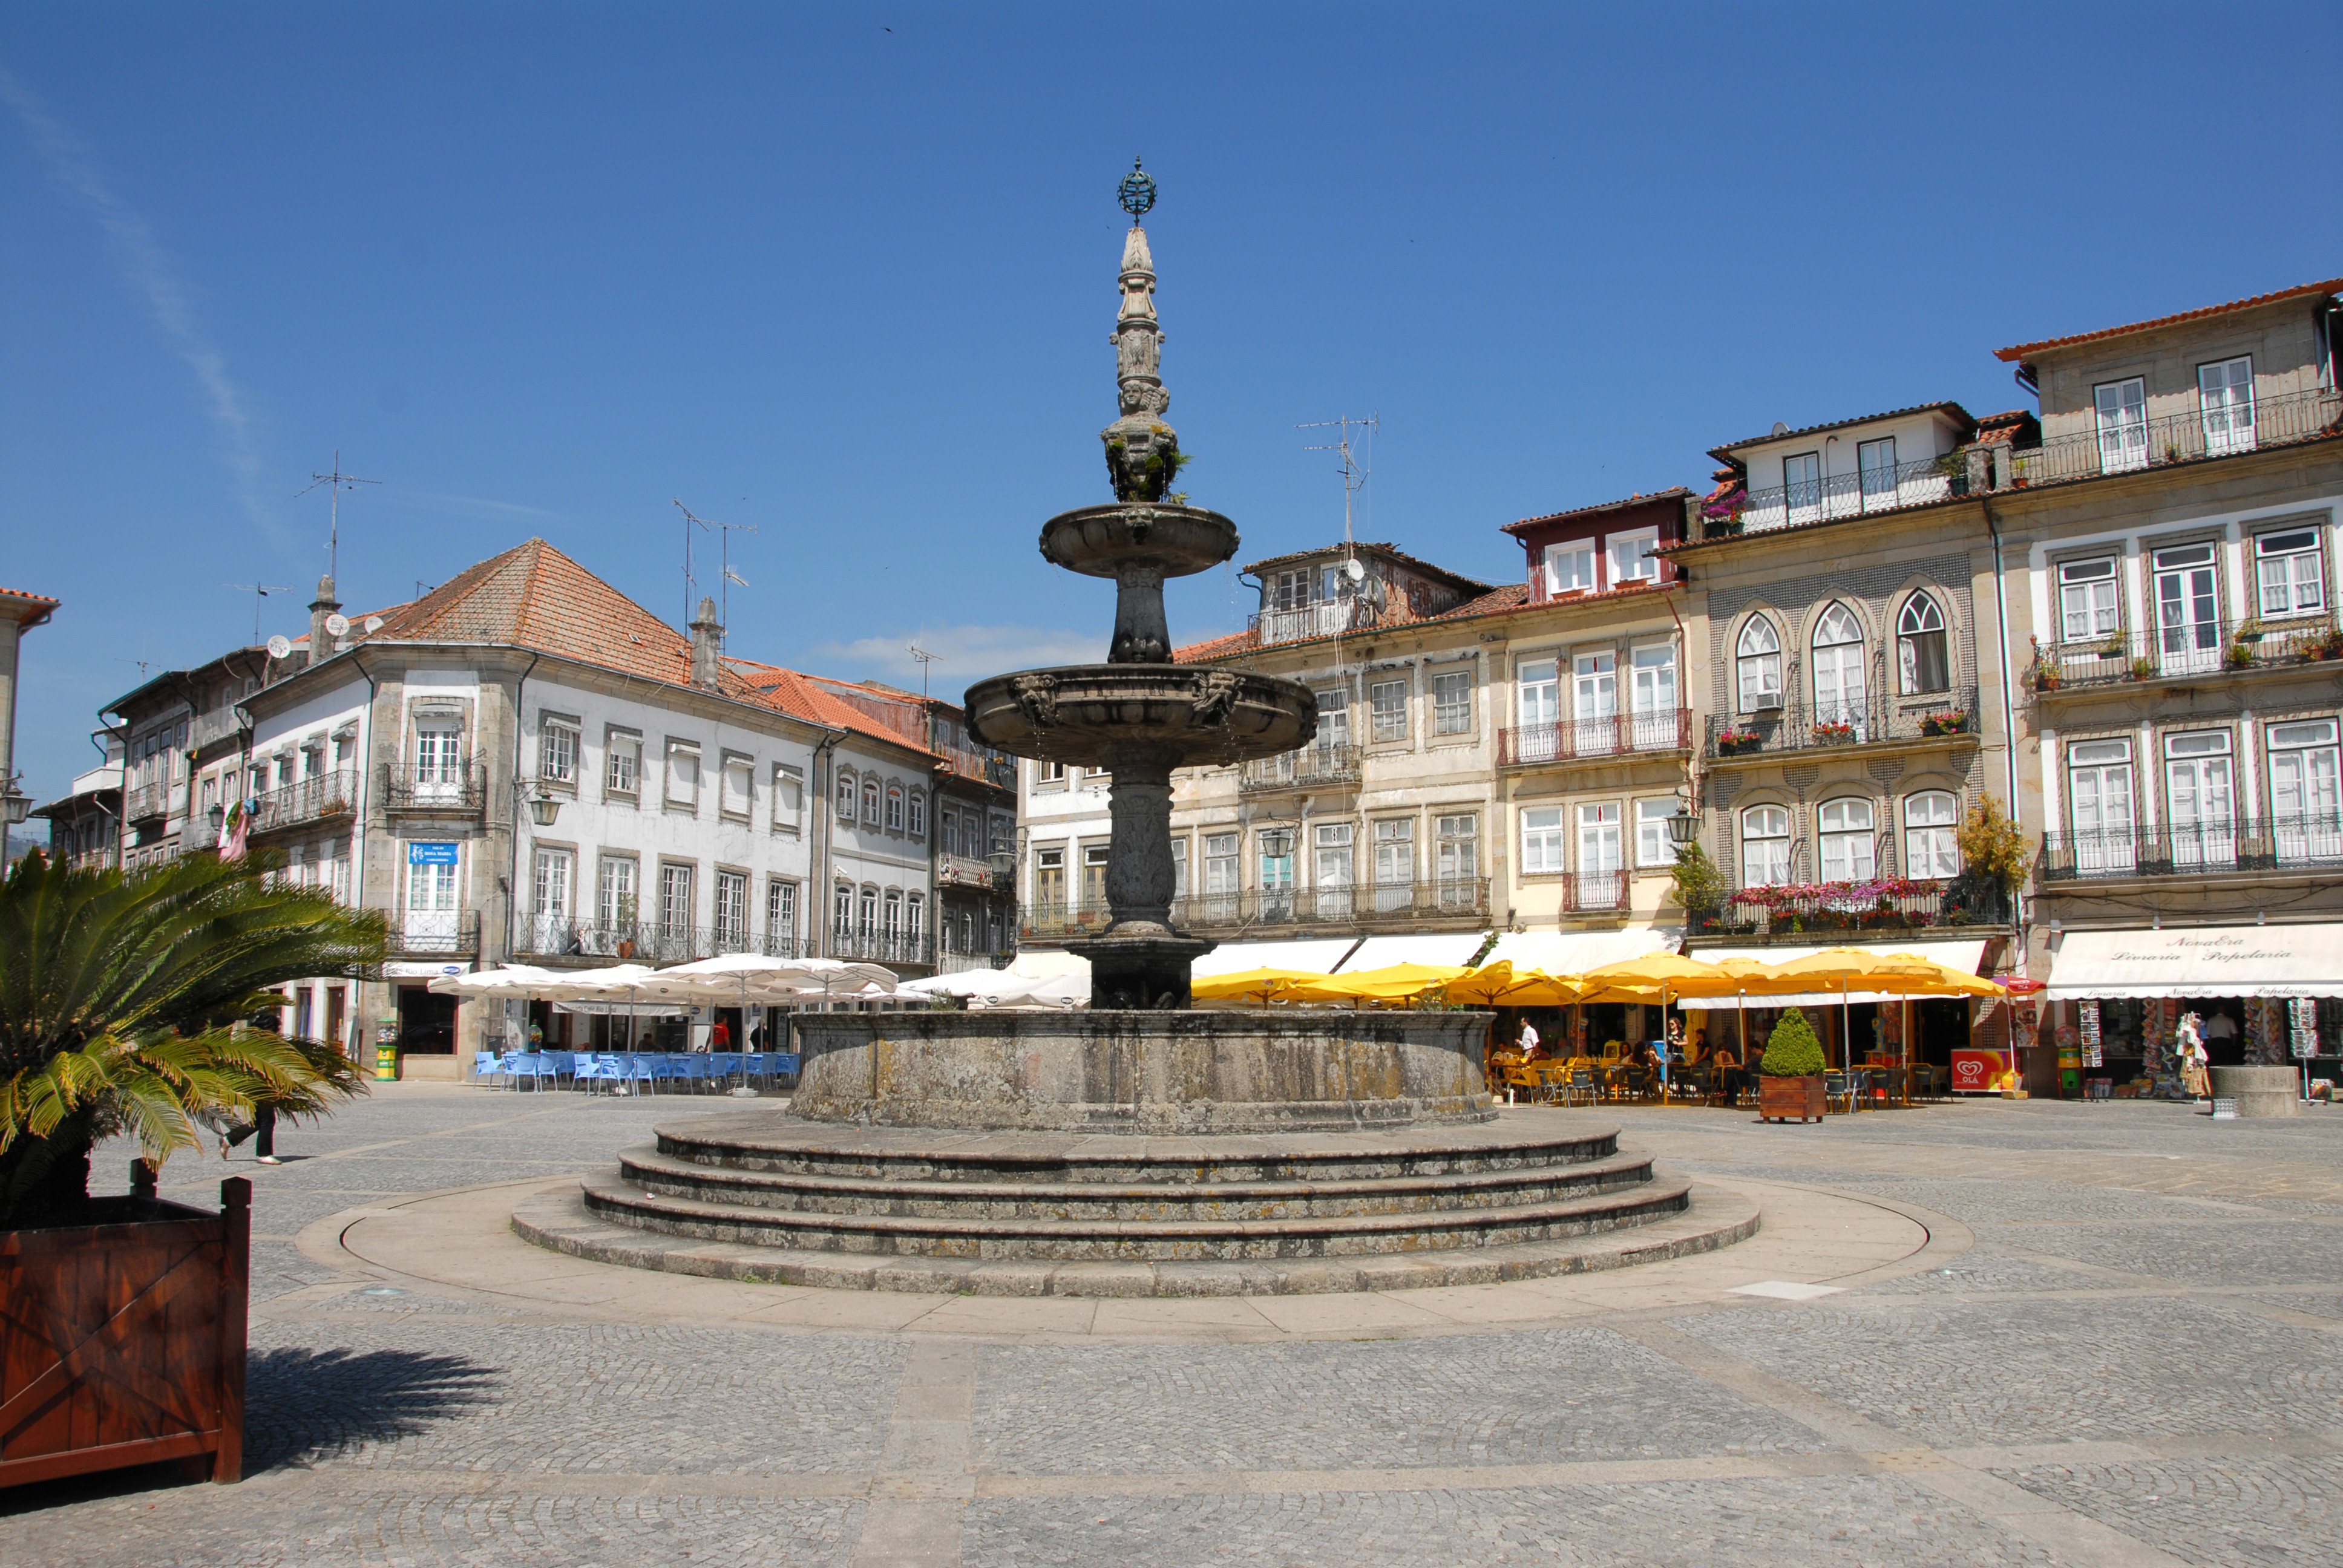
[792,1010,1495,1136]
[1040,503,1236,581]
[963,664,1313,769]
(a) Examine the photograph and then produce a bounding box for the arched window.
[1735,618,1782,713]
[907,790,926,838]
[1903,791,1960,880]
[885,783,905,832]
[1740,804,1790,887]
[861,777,882,826]
[835,767,857,816]
[1810,603,1867,727]
[832,881,854,938]
[1898,592,1950,694]
[1817,797,1876,881]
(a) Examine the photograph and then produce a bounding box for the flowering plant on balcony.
[1725,877,1936,932]
[1918,710,1973,737]
[1715,725,1762,756]
[1810,719,1858,744]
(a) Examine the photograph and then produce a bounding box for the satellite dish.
[325,613,350,638]
[364,616,385,633]
[1342,558,1365,583]
[266,635,294,661]
[1770,420,1790,436]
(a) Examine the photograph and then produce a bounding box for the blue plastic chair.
[473,1051,505,1088]
[572,1054,612,1094]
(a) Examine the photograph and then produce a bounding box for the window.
[1082,843,1110,909]
[2153,542,2221,674]
[1810,602,1867,730]
[2200,355,2255,455]
[940,809,960,857]
[2255,529,2326,616]
[532,847,574,930]
[2163,730,2236,867]
[1373,819,1414,910]
[906,790,925,838]
[2067,738,2137,876]
[1817,797,1876,881]
[835,766,857,817]
[1607,530,1660,589]
[2058,558,2119,642]
[413,718,463,795]
[1740,805,1791,887]
[721,753,753,820]
[1857,436,1899,509]
[598,855,638,932]
[1034,847,1066,911]
[1628,644,1676,746]
[1783,451,1823,523]
[885,783,905,832]
[882,889,903,948]
[1577,801,1622,874]
[1257,828,1295,905]
[1903,791,1959,880]
[1735,619,1782,712]
[767,880,798,952]
[1314,822,1354,916]
[1574,652,1616,723]
[1543,543,1596,595]
[713,870,749,949]
[1170,836,1188,899]
[861,777,882,826]
[1520,806,1567,875]
[2094,376,2148,473]
[1039,759,1067,785]
[1516,659,1558,730]
[1435,814,1478,890]
[1432,670,1472,735]
[772,764,804,834]
[1314,690,1351,752]
[664,741,701,811]
[1369,678,1409,742]
[1897,592,1950,694]
[1271,569,1309,611]
[659,863,695,939]
[539,717,579,784]
[2267,720,2341,864]
[404,846,459,949]
[324,838,351,903]
[831,882,853,939]
[906,892,925,941]
[1203,832,1239,912]
[859,886,879,944]
[603,730,641,797]
[1635,798,1679,868]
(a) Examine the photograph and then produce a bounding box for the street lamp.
[517,780,561,828]
[1,775,28,881]
[1665,795,1700,851]
[987,849,1015,890]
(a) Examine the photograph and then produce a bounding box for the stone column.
[1109,564,1172,664]
[1103,751,1177,931]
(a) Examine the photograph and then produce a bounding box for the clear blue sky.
[4,3,2339,812]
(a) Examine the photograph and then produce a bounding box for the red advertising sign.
[1951,1050,2007,1094]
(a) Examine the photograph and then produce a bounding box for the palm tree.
[0,849,384,1227]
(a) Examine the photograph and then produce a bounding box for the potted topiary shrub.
[1758,1007,1828,1122]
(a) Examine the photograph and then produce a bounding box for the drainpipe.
[810,727,845,958]
[503,653,542,967]
[1980,494,2025,951]
[346,648,381,1059]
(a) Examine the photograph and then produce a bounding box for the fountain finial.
[1103,161,1180,501]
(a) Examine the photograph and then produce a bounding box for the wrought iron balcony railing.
[1689,877,2007,939]
[390,910,481,957]
[1550,870,1626,913]
[2031,613,2342,691]
[124,779,175,823]
[2008,385,2343,491]
[1499,709,1691,767]
[932,744,1017,789]
[514,918,804,964]
[1706,691,1981,761]
[1247,596,1378,646]
[1730,452,1965,534]
[251,769,361,836]
[1023,877,1492,940]
[383,763,487,814]
[1239,742,1362,794]
[827,928,937,967]
[936,852,1007,890]
[2039,814,2343,882]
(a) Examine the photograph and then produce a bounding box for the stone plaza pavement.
[8,1084,2342,1567]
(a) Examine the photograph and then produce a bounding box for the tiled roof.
[1971,408,2041,446]
[0,585,61,626]
[1501,488,1691,537]
[1175,581,1562,664]
[1708,402,1974,464]
[1239,541,1493,592]
[1994,278,2343,362]
[728,659,937,757]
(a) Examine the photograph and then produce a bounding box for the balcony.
[2031,613,2341,693]
[1500,710,1691,768]
[190,707,246,753]
[124,780,174,824]
[1705,692,1981,762]
[827,928,937,968]
[1689,878,2008,942]
[390,910,481,958]
[933,745,1017,790]
[1728,452,1964,534]
[2008,385,2343,491]
[936,852,1007,890]
[1549,871,1627,913]
[1248,596,1377,646]
[2039,815,2343,883]
[250,769,360,837]
[1239,742,1362,794]
[384,763,487,815]
[514,918,803,964]
[1022,877,1493,941]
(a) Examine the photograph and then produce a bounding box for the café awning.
[1483,929,1677,974]
[2046,924,2343,1001]
[1685,939,1993,1010]
[1190,938,1360,978]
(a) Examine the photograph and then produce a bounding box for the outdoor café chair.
[1823,1070,1852,1113]
[572,1054,614,1094]
[1534,1062,1573,1104]
[1501,1063,1540,1103]
[1565,1067,1596,1108]
[473,1051,504,1088]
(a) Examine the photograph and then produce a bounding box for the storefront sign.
[408,841,459,867]
[2046,924,2343,1001]
[1951,1050,2008,1093]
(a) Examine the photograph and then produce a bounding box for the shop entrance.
[1913,998,1968,1076]
[396,985,457,1054]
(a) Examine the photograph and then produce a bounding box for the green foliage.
[1668,841,1726,918]
[1760,1008,1826,1077]
[0,851,382,1226]
[1956,795,2031,896]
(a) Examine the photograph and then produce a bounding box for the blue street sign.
[407,841,459,866]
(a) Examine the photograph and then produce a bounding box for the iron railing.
[390,910,481,957]
[1706,691,1981,760]
[2039,814,2343,881]
[1691,878,2007,939]
[251,769,360,835]
[383,763,487,814]
[1500,709,1691,766]
[932,744,1017,789]
[935,852,1006,890]
[514,918,804,963]
[827,928,937,967]
[124,779,174,823]
[2009,385,2343,490]
[2032,613,2341,691]
[934,946,1017,975]
[1239,742,1363,793]
[1023,877,1492,939]
[1248,596,1379,645]
[1732,452,1965,534]
[1547,871,1627,913]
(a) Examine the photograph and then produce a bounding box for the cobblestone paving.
[8,1089,2342,1567]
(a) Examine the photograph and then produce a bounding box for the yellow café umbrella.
[1571,952,1746,1096]
[1285,962,1473,1005]
[1760,947,2008,1072]
[1447,961,1585,1008]
[1188,967,1328,1004]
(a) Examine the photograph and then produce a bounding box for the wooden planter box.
[1759,1073,1827,1123]
[1,1174,250,1489]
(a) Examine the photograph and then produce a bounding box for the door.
[404,844,459,949]
[2267,719,2343,865]
[2200,356,2255,456]
[1202,834,1239,923]
[1313,823,1354,920]
[1810,604,1869,737]
[531,848,575,954]
[1628,644,1676,750]
[2152,543,2221,676]
[413,721,463,802]
[1576,803,1622,910]
[1516,659,1558,760]
[1435,815,1477,910]
[1783,451,1823,526]
[2095,377,2148,473]
[1857,435,1899,511]
[1372,820,1414,913]
[1575,652,1617,754]
[2162,731,2236,869]
[2067,740,2136,876]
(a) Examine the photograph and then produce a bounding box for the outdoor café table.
[1862,1062,1908,1108]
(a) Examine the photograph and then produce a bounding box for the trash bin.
[374,1016,402,1082]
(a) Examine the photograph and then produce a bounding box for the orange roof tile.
[1996,278,2343,361]
[1173,581,1541,664]
[729,658,937,757]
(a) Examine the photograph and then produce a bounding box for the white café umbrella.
[899,969,1086,1008]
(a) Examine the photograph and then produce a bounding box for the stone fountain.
[516,168,1754,1295]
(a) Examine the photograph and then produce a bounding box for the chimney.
[307,575,340,668]
[689,595,723,688]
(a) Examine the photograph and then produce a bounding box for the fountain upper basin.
[964,664,1314,769]
[1040,503,1236,580]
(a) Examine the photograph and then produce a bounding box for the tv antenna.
[295,451,378,581]
[906,642,937,699]
[1298,413,1377,558]
[226,581,297,645]
[672,500,715,626]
